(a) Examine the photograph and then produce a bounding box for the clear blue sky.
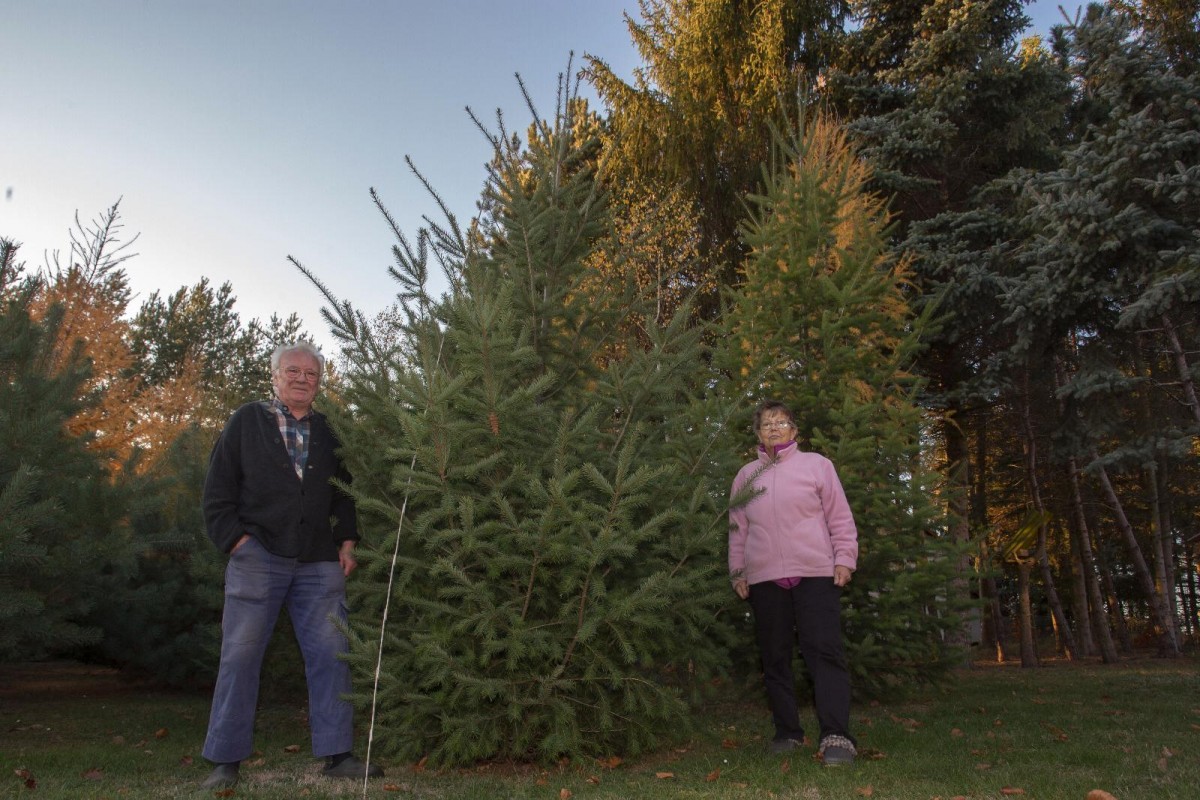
[2,0,1072,351]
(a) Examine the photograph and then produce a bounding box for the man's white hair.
[271,341,325,374]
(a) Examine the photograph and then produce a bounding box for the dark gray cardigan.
[203,401,358,561]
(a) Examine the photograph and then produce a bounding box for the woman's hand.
[733,579,749,600]
[833,566,852,587]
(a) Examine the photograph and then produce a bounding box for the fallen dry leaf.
[975,763,992,770]
[283,744,301,753]
[559,789,572,799]
[155,727,169,739]
[413,755,429,773]
[382,784,403,792]
[950,728,964,738]
[1161,747,1175,758]
[780,758,790,773]
[596,756,622,769]
[1000,787,1025,795]
[215,790,235,799]
[856,786,874,797]
[655,771,675,779]
[245,757,265,767]
[721,737,739,749]
[82,768,103,780]
[14,767,36,790]
[705,769,720,782]
[586,775,600,785]
[112,735,126,745]
[179,755,194,766]
[1085,791,1118,800]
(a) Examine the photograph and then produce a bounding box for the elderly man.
[199,341,382,789]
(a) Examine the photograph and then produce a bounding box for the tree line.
[1,0,1196,765]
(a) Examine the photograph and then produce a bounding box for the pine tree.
[315,80,733,765]
[0,241,125,659]
[714,111,967,692]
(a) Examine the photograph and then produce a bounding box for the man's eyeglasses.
[283,367,320,382]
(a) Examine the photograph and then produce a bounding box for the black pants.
[748,578,854,745]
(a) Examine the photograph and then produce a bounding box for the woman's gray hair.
[270,341,325,374]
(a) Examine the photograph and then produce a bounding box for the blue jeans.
[202,537,354,763]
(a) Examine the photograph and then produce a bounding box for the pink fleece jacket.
[728,445,859,585]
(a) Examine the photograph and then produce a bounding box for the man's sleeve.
[203,411,246,554]
[330,440,359,545]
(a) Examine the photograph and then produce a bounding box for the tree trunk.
[1065,457,1121,663]
[1021,369,1075,659]
[943,407,974,655]
[979,538,1007,663]
[1052,357,1116,662]
[1089,449,1181,656]
[1068,523,1097,657]
[1090,526,1134,654]
[1162,314,1200,427]
[982,573,1007,662]
[1155,456,1178,625]
[1185,547,1198,638]
[1017,556,1040,667]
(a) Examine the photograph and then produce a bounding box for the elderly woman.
[729,400,858,766]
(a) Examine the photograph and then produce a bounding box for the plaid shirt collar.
[267,398,312,480]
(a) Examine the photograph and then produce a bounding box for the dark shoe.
[322,754,384,779]
[200,762,240,789]
[820,740,856,766]
[769,737,803,754]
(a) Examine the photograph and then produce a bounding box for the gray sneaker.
[322,754,384,779]
[769,737,803,754]
[200,762,240,789]
[819,736,856,766]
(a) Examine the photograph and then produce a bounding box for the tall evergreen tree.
[0,241,127,659]
[826,0,1073,647]
[316,80,733,765]
[1000,5,1200,655]
[587,0,849,316]
[714,111,966,692]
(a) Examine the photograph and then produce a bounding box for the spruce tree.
[0,243,124,659]
[714,112,967,693]
[316,83,733,765]
[1000,6,1200,654]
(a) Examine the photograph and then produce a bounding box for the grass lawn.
[1,655,1196,799]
